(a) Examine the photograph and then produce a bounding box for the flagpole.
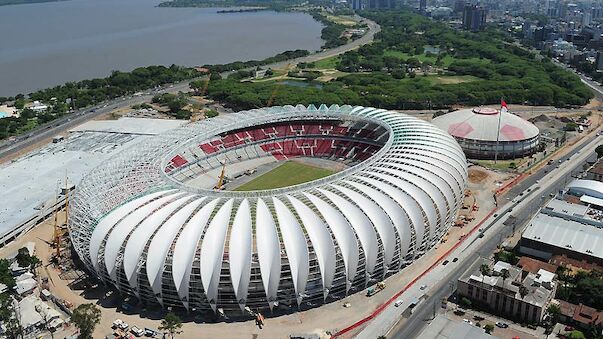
[494,99,503,164]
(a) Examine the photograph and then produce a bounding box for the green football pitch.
[234,161,335,191]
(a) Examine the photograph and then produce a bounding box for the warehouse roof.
[522,213,603,260]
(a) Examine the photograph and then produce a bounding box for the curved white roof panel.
[172,199,219,308]
[123,195,192,290]
[146,197,205,299]
[255,198,281,307]
[228,199,252,310]
[200,199,234,311]
[69,105,467,314]
[304,192,359,290]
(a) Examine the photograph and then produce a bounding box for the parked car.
[496,321,509,328]
[442,260,449,265]
[112,319,124,329]
[131,326,144,337]
[394,299,403,307]
[420,284,427,290]
[452,257,458,262]
[144,328,159,337]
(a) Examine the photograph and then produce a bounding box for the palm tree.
[519,285,529,299]
[500,268,510,284]
[480,264,490,276]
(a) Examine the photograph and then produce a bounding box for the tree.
[14,98,25,109]
[15,247,40,270]
[547,304,561,323]
[480,264,490,276]
[519,285,529,299]
[71,303,101,339]
[0,293,21,339]
[565,122,578,131]
[484,323,494,334]
[204,110,219,118]
[460,297,472,309]
[596,144,603,158]
[568,330,586,339]
[500,268,510,283]
[0,259,16,292]
[159,312,183,339]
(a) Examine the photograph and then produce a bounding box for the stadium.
[432,107,540,160]
[68,104,468,315]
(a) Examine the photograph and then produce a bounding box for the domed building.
[69,104,468,316]
[432,107,540,160]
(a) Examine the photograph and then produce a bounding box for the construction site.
[0,62,600,338]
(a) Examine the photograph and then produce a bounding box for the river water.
[0,0,323,96]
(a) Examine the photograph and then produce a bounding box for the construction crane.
[190,73,213,122]
[214,161,226,190]
[52,183,61,260]
[267,82,283,107]
[53,175,70,260]
[200,72,211,97]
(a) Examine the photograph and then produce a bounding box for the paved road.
[0,17,380,161]
[384,131,602,339]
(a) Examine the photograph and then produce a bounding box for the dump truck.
[366,282,386,297]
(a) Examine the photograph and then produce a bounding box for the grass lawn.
[325,14,357,26]
[383,50,490,68]
[234,161,335,191]
[382,50,454,66]
[427,75,480,84]
[313,56,341,70]
[474,159,525,171]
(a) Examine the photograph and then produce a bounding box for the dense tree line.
[204,49,310,74]
[309,10,347,49]
[557,267,603,310]
[152,93,193,119]
[206,10,592,110]
[29,65,198,106]
[0,65,198,140]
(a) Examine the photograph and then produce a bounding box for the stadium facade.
[69,105,468,315]
[432,107,540,160]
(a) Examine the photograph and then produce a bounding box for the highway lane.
[0,17,380,161]
[386,133,602,339]
[389,136,600,338]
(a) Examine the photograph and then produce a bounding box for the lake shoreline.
[0,0,323,96]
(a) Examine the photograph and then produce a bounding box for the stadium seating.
[168,120,386,174]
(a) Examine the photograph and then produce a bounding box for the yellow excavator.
[214,161,226,190]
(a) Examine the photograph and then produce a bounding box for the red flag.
[501,100,508,109]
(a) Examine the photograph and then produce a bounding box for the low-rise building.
[557,300,603,329]
[457,259,556,323]
[27,101,48,113]
[520,198,603,265]
[586,158,603,182]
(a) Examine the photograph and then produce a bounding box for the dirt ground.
[468,167,489,184]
